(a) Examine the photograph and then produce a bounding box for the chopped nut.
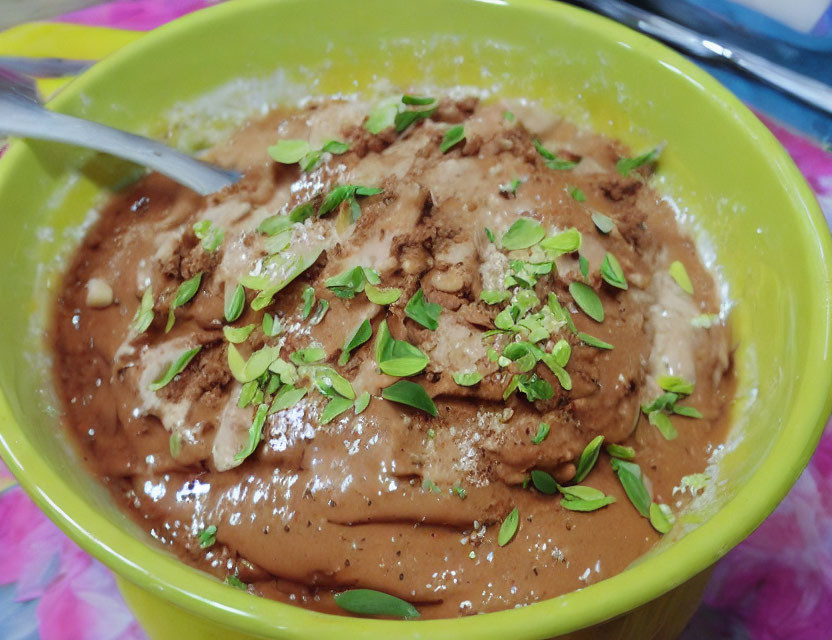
[85,278,114,308]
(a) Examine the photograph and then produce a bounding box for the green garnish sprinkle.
[452,371,483,386]
[531,422,550,444]
[498,507,520,546]
[132,287,155,333]
[616,146,662,176]
[166,272,202,333]
[382,380,437,416]
[669,260,694,295]
[404,289,442,330]
[334,588,420,620]
[440,125,465,153]
[197,525,217,548]
[501,217,545,251]
[192,220,224,252]
[149,346,201,391]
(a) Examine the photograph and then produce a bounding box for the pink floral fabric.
[1,2,831,639]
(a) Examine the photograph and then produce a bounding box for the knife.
[570,0,832,115]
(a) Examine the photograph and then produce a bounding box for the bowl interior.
[0,0,830,638]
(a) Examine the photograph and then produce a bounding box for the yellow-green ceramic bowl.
[0,0,830,638]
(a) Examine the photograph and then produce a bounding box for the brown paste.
[51,96,733,618]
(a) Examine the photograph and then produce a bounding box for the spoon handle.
[0,90,240,195]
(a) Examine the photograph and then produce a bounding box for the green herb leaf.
[498,507,520,546]
[540,228,582,255]
[649,502,674,534]
[334,588,419,620]
[166,272,202,333]
[404,289,442,330]
[513,373,554,402]
[452,371,483,386]
[673,405,703,419]
[261,313,281,337]
[669,260,694,295]
[577,332,613,350]
[320,396,353,424]
[149,346,201,391]
[616,146,662,176]
[325,266,368,299]
[569,282,604,322]
[600,252,628,290]
[237,380,259,408]
[264,374,282,395]
[606,444,636,460]
[402,95,435,106]
[560,490,616,512]
[531,422,550,444]
[502,341,541,373]
[382,380,437,416]
[559,484,607,501]
[503,110,516,122]
[657,375,694,395]
[552,339,571,367]
[422,477,441,494]
[310,298,329,323]
[223,323,255,344]
[530,469,558,495]
[354,391,371,414]
[269,385,307,414]
[313,367,355,400]
[268,139,312,164]
[224,575,247,590]
[192,220,224,252]
[611,458,651,517]
[570,186,586,202]
[440,125,465,153]
[339,319,373,365]
[573,435,604,483]
[230,345,282,383]
[375,320,430,376]
[578,255,589,280]
[290,346,326,365]
[480,290,511,305]
[298,285,315,319]
[365,283,401,305]
[501,217,546,251]
[394,106,436,133]
[289,201,316,224]
[169,432,181,458]
[197,524,217,548]
[642,392,679,413]
[234,403,269,462]
[541,354,572,391]
[319,185,382,217]
[591,210,616,234]
[269,358,298,384]
[132,287,155,333]
[321,139,351,154]
[225,283,245,323]
[365,96,400,134]
[485,227,495,243]
[257,214,293,237]
[649,411,678,440]
[533,139,577,170]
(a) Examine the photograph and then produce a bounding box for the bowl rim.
[1,0,831,637]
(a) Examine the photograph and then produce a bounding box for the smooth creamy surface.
[51,97,734,618]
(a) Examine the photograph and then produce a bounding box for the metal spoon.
[0,72,240,195]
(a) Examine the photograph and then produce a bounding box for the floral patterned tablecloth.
[1,2,831,638]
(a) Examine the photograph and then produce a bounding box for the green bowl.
[1,0,830,638]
